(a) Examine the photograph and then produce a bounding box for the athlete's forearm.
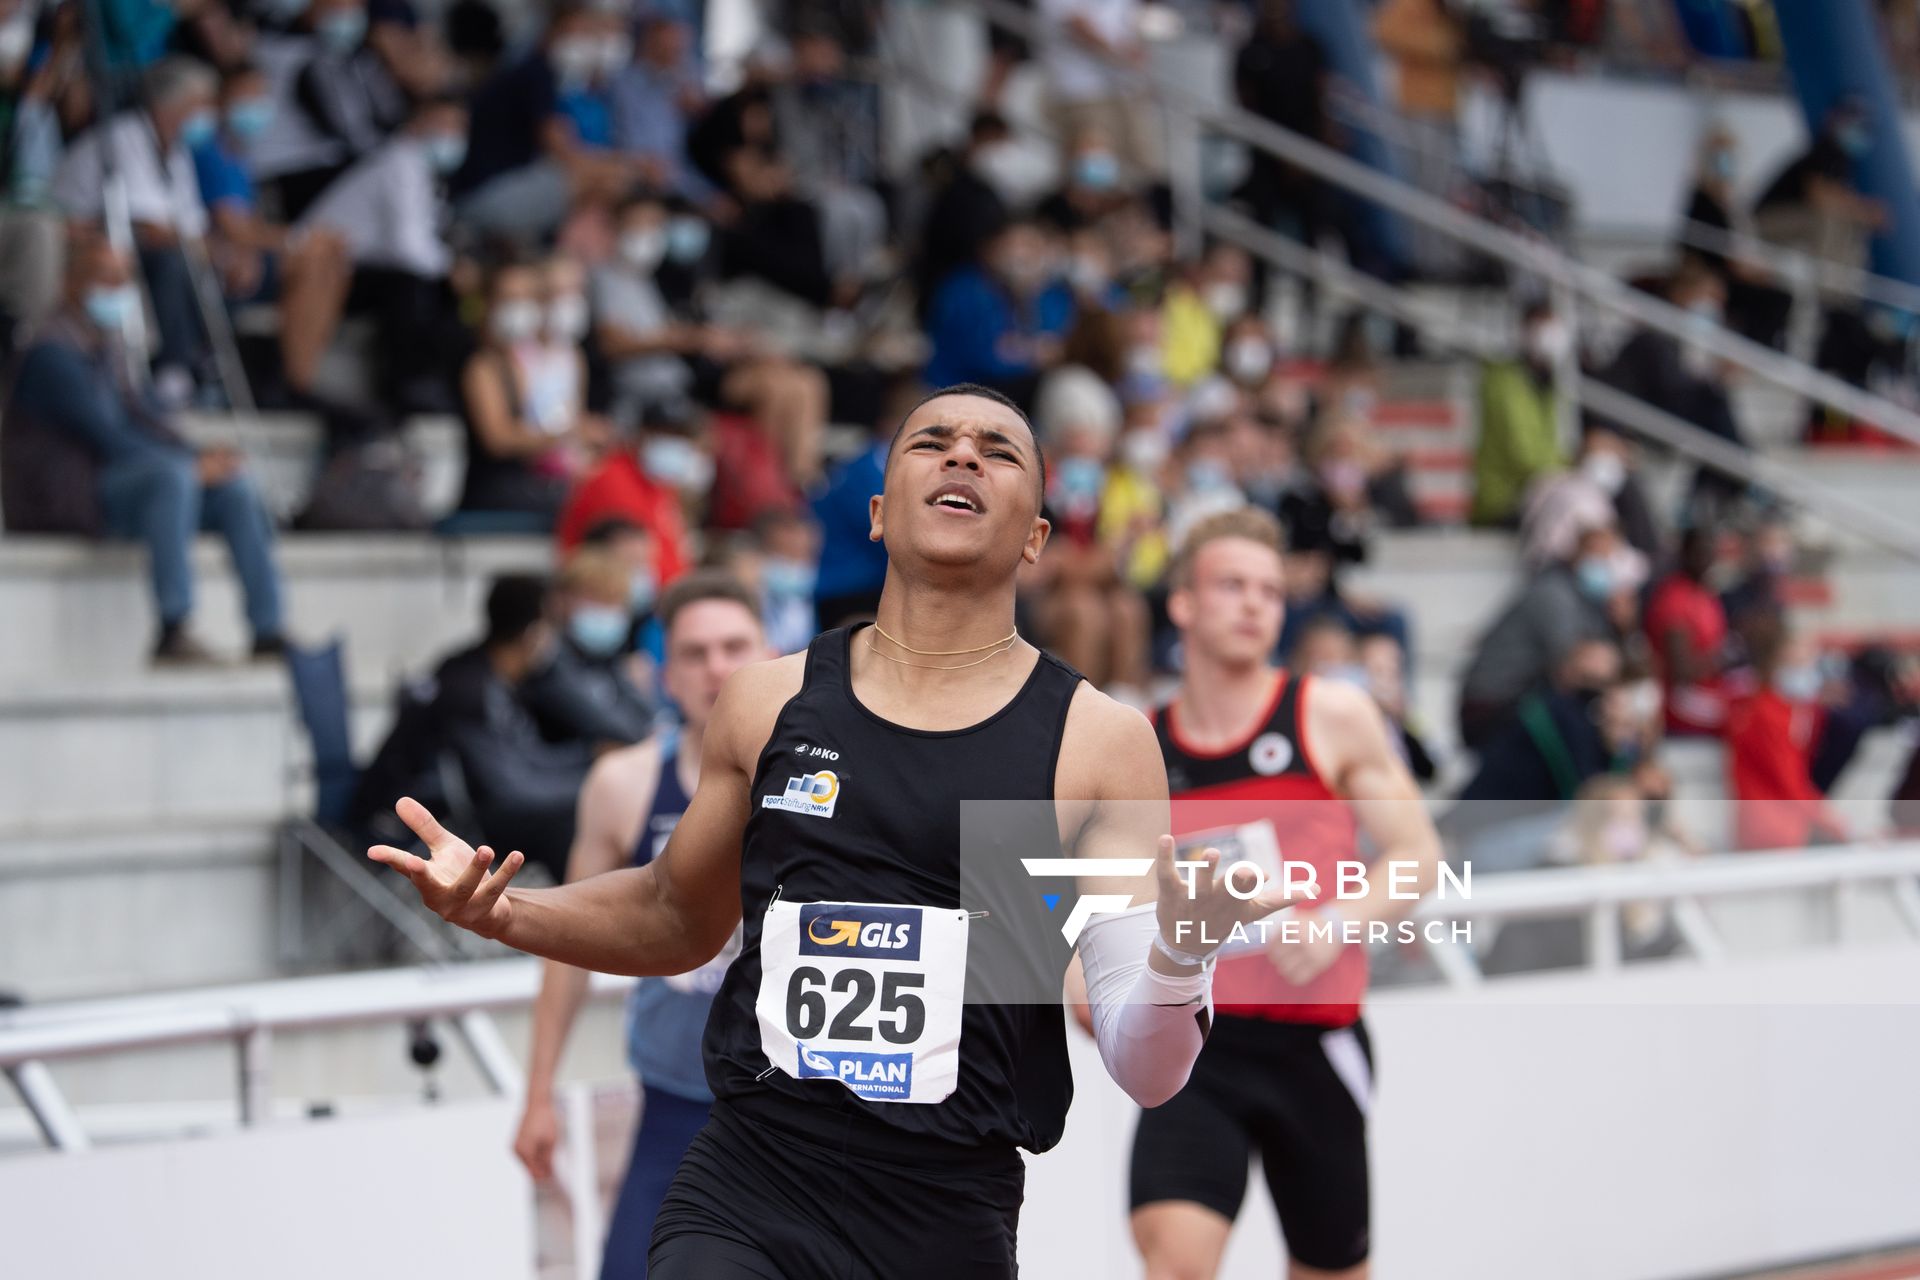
[501,866,709,977]
[524,958,594,1097]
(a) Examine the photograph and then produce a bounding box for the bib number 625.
[786,968,926,1044]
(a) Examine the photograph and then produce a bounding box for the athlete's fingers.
[368,844,428,882]
[445,843,496,904]
[460,849,525,923]
[394,795,454,852]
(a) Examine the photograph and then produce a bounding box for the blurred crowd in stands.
[1,0,1918,902]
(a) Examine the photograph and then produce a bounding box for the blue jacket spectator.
[1,237,286,663]
[809,436,889,629]
[923,219,1073,402]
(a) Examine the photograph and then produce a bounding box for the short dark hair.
[890,382,1046,496]
[485,574,550,646]
[657,570,762,636]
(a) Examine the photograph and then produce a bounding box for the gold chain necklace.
[865,632,1020,670]
[870,622,1018,656]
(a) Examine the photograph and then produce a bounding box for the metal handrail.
[961,0,1920,450]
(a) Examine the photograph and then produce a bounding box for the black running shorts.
[1129,1015,1373,1272]
[649,1095,1026,1280]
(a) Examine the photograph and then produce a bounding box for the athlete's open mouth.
[927,483,985,515]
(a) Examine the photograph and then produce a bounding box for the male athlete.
[371,383,1291,1279]
[512,572,769,1278]
[1131,507,1443,1280]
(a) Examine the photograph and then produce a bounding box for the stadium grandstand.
[3,0,1920,1276]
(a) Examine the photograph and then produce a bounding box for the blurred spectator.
[612,13,708,204]
[578,514,661,623]
[1753,97,1888,271]
[557,399,697,582]
[1,0,90,336]
[808,393,895,629]
[1644,526,1728,737]
[770,21,888,285]
[1457,522,1624,748]
[1361,631,1437,782]
[1720,511,1792,651]
[1038,0,1162,178]
[98,0,174,74]
[1288,612,1359,681]
[1520,424,1661,565]
[301,92,469,409]
[287,0,408,178]
[1034,125,1129,236]
[1233,0,1332,248]
[686,83,836,306]
[425,573,589,881]
[193,62,353,400]
[1160,241,1252,388]
[1471,299,1567,527]
[522,545,654,747]
[1371,0,1465,279]
[1682,126,1792,351]
[444,0,506,92]
[923,217,1073,404]
[1481,775,1685,973]
[1035,307,1125,448]
[53,55,220,401]
[705,399,806,530]
[1726,624,1847,851]
[1,234,286,662]
[456,256,608,525]
[1600,261,1753,520]
[453,0,639,240]
[1317,312,1384,421]
[914,110,1013,321]
[752,507,821,655]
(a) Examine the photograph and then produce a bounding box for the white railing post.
[237,1025,272,1128]
[563,1081,602,1280]
[7,1061,90,1152]
[454,1010,523,1097]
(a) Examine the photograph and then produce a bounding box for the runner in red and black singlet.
[1128,508,1444,1280]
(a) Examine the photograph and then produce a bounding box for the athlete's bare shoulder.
[710,652,809,768]
[1056,681,1170,804]
[1299,671,1398,789]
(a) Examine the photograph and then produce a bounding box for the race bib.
[1176,819,1286,960]
[755,899,970,1105]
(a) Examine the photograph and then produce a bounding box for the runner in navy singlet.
[373,385,1294,1279]
[513,573,768,1278]
[1128,509,1443,1280]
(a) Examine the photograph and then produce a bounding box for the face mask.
[972,142,1024,199]
[1121,428,1169,473]
[597,34,633,78]
[225,99,275,141]
[1186,458,1234,494]
[1321,459,1366,498]
[629,568,658,613]
[998,254,1048,295]
[1687,299,1724,330]
[1526,320,1572,366]
[1837,121,1870,158]
[179,108,218,150]
[1069,255,1110,296]
[317,8,367,50]
[1055,456,1105,507]
[490,299,543,344]
[84,284,138,332]
[1575,556,1615,601]
[1225,336,1272,384]
[1602,819,1645,860]
[644,435,714,491]
[762,557,817,600]
[546,293,590,343]
[666,216,710,263]
[425,133,468,173]
[1582,451,1627,496]
[1127,344,1161,380]
[551,37,599,86]
[1775,663,1823,703]
[1203,282,1248,323]
[1710,149,1735,181]
[621,227,666,271]
[569,604,632,656]
[1073,150,1120,192]
[1320,662,1371,692]
[1341,386,1378,419]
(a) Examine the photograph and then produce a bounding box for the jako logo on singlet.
[762,769,840,818]
[799,903,921,960]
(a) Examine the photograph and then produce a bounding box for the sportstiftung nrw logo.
[763,769,840,817]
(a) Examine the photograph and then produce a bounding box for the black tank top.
[703,625,1084,1155]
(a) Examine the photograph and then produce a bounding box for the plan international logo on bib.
[763,769,840,818]
[799,903,921,960]
[797,1043,915,1100]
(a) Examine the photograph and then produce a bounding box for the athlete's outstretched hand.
[368,796,525,940]
[1152,835,1299,961]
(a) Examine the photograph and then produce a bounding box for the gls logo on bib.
[762,769,840,818]
[799,903,921,960]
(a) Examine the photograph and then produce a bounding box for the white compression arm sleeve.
[1076,903,1214,1108]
